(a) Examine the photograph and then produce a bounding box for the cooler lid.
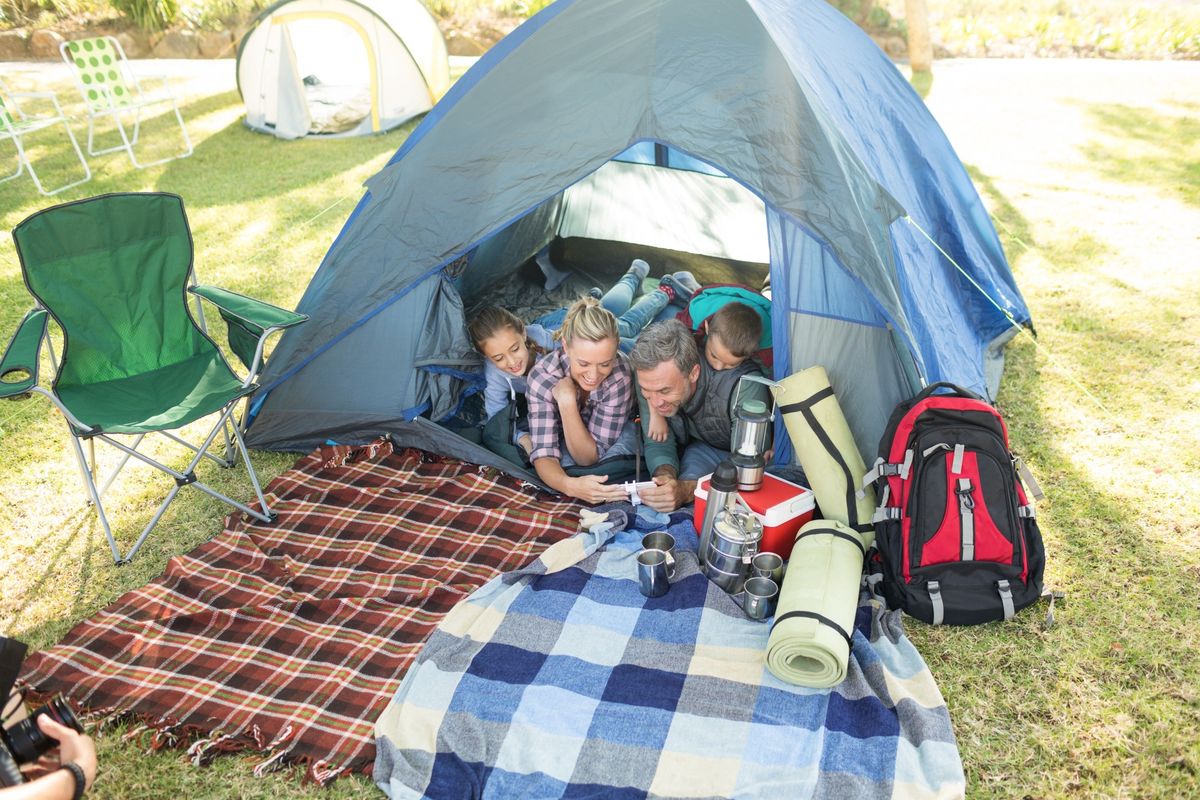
[696,472,814,526]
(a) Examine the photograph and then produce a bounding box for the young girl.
[468,306,555,458]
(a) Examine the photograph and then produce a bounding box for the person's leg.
[598,259,650,316]
[652,303,680,324]
[679,441,729,480]
[532,307,567,331]
[615,288,669,339]
[657,270,701,308]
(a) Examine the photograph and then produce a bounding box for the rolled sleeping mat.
[772,365,875,536]
[765,519,870,688]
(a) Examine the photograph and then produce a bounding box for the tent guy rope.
[904,214,1118,423]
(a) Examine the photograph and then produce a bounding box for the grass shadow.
[154,92,416,206]
[1079,101,1200,207]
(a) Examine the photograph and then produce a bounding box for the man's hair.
[629,319,700,376]
[706,302,762,358]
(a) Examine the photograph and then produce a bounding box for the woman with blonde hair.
[525,296,640,503]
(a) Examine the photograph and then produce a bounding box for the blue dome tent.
[244,0,1033,473]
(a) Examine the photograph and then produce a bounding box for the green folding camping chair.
[59,36,193,168]
[0,77,91,195]
[0,193,306,564]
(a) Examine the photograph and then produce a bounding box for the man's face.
[637,360,700,418]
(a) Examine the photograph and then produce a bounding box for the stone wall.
[0,25,247,60]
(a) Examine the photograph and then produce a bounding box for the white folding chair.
[0,78,91,195]
[59,36,193,168]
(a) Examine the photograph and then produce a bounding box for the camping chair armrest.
[190,285,307,331]
[136,73,178,100]
[7,91,66,120]
[0,309,48,400]
[189,285,307,377]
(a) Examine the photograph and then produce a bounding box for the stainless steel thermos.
[698,460,739,568]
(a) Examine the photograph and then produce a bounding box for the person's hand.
[647,415,668,443]
[552,376,578,406]
[568,475,627,505]
[36,715,96,791]
[518,434,533,455]
[639,473,681,513]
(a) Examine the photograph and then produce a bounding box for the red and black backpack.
[863,383,1046,625]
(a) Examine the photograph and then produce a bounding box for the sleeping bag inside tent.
[236,0,450,139]
[243,0,1034,481]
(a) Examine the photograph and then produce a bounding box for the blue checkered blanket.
[374,513,964,799]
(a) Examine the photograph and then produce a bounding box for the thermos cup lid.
[711,460,738,491]
[740,399,768,416]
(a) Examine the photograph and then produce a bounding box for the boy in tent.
[645,299,767,442]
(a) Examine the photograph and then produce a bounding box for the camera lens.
[0,746,23,787]
[0,695,83,765]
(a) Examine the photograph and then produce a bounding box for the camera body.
[0,637,83,787]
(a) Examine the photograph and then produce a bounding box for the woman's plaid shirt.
[526,347,633,462]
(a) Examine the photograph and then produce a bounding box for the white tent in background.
[236,0,450,139]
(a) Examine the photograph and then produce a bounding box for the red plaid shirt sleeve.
[527,352,565,462]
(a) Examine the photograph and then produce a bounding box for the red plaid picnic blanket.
[20,439,580,783]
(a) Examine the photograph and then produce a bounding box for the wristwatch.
[61,761,86,800]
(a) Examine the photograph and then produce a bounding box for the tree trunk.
[905,0,933,72]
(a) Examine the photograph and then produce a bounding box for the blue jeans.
[534,273,667,348]
[679,440,729,481]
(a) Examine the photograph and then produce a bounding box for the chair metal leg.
[219,416,237,467]
[86,108,136,158]
[66,430,123,564]
[86,114,101,157]
[56,394,274,565]
[109,101,192,169]
[120,483,181,565]
[227,418,273,521]
[159,429,232,468]
[1,138,25,181]
[96,433,145,499]
[11,110,95,196]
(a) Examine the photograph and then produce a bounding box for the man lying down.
[467,260,771,509]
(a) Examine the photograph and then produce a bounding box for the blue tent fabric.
[246,0,1032,465]
[749,0,1027,375]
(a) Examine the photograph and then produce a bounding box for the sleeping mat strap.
[772,610,853,649]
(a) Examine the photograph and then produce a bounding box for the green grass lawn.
[1,56,1198,799]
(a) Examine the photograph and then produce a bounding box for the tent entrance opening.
[271,14,379,134]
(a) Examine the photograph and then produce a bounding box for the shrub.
[110,0,178,30]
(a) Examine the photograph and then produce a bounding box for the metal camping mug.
[742,576,779,621]
[751,552,785,584]
[637,549,674,598]
[641,531,676,569]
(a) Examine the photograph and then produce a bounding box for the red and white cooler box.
[693,472,816,561]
